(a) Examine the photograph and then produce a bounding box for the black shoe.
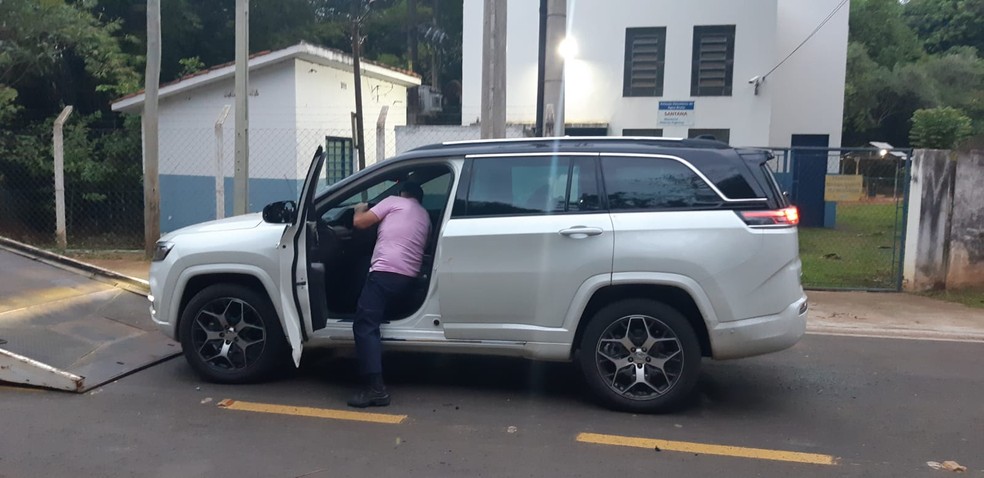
[347,387,391,408]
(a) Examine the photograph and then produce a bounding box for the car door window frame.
[315,159,457,219]
[598,153,768,213]
[452,152,604,219]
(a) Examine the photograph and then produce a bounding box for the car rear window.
[601,156,724,210]
[738,150,788,209]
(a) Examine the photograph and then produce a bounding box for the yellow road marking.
[576,432,838,466]
[217,399,406,424]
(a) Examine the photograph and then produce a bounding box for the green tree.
[842,42,933,146]
[909,106,973,148]
[849,0,924,68]
[0,0,139,113]
[903,0,984,56]
[912,47,984,133]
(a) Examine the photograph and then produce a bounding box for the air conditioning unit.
[417,85,443,116]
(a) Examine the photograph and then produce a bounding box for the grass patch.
[918,289,984,309]
[798,201,903,289]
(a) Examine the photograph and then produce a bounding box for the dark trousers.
[353,271,414,376]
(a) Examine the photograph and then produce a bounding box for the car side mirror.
[262,200,297,224]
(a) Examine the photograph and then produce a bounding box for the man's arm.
[353,203,381,230]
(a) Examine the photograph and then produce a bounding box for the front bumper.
[148,264,177,340]
[709,295,808,360]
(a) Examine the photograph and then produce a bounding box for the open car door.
[277,147,326,367]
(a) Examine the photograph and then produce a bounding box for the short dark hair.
[400,181,424,202]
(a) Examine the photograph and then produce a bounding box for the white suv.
[149,137,807,413]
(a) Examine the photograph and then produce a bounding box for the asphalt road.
[2,332,982,477]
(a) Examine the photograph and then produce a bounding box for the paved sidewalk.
[807,290,984,341]
[43,253,984,343]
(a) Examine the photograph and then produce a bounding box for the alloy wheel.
[191,297,267,371]
[595,314,684,400]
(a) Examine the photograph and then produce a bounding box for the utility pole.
[407,0,419,125]
[540,0,566,137]
[233,0,250,215]
[480,0,506,139]
[144,0,161,256]
[430,0,440,89]
[352,0,367,170]
[408,0,418,71]
[535,0,547,136]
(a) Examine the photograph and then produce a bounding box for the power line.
[763,0,849,80]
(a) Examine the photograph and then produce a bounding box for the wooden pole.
[233,0,250,215]
[143,0,161,256]
[480,0,507,139]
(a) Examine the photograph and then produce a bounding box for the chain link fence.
[763,147,911,290]
[8,117,914,292]
[0,114,501,251]
[0,124,143,249]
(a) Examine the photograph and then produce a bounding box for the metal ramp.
[0,246,179,392]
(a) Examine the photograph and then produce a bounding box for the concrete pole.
[480,0,507,139]
[233,0,250,215]
[376,105,389,164]
[214,105,231,219]
[143,0,161,256]
[52,106,73,250]
[542,0,565,137]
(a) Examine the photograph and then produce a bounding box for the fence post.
[52,106,73,249]
[215,105,231,219]
[376,105,389,165]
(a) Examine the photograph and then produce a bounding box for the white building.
[460,0,849,149]
[112,42,420,232]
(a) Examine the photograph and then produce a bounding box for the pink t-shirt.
[369,196,431,277]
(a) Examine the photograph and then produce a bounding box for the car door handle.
[559,226,604,238]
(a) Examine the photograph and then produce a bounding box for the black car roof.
[328,137,773,203]
[397,136,735,161]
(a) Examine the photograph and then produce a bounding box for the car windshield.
[320,167,449,222]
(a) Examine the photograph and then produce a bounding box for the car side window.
[465,156,571,216]
[420,173,452,212]
[602,156,722,210]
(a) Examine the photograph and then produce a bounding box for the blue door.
[790,134,829,228]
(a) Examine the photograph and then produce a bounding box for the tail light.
[739,206,799,227]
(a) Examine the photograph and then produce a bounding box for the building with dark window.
[459,0,849,149]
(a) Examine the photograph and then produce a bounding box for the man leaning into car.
[348,181,430,407]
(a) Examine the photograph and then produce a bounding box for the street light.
[558,36,578,60]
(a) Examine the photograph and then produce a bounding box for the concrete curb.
[807,324,984,343]
[0,236,150,296]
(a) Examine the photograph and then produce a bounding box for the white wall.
[294,58,409,175]
[157,64,298,180]
[395,124,529,155]
[463,0,847,148]
[769,0,849,149]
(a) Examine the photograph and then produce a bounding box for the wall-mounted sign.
[824,175,864,202]
[657,101,695,126]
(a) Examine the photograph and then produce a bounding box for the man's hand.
[353,203,381,230]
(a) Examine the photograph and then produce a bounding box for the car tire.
[578,299,701,413]
[179,283,289,384]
